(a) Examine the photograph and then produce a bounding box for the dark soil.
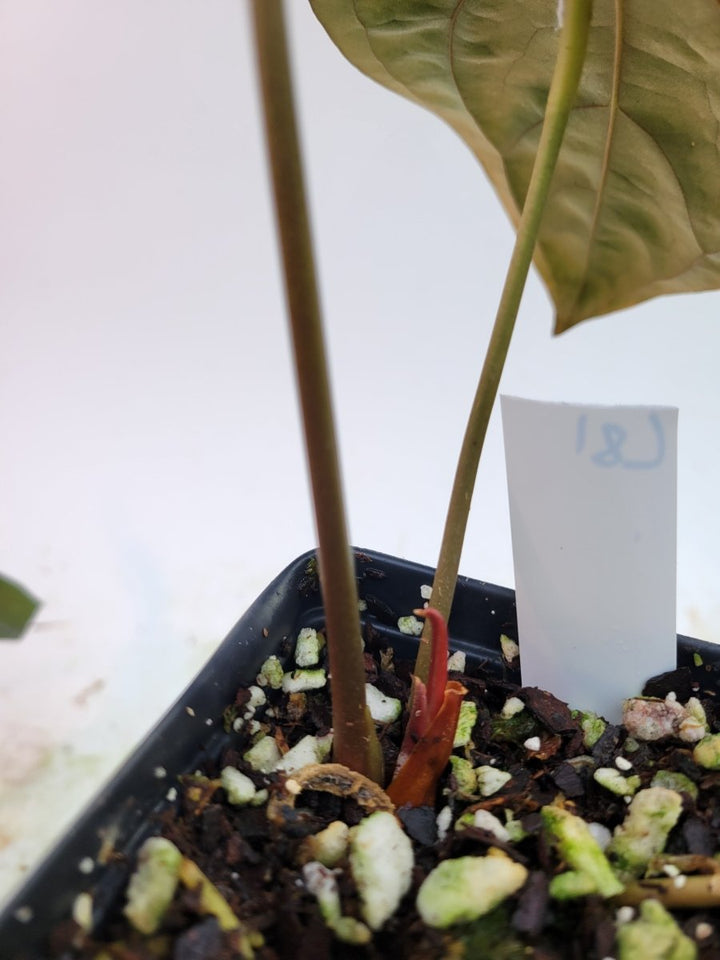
[48,624,720,960]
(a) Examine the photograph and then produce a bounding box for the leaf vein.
[447,1,470,125]
[571,0,624,317]
[350,0,420,107]
[617,107,701,254]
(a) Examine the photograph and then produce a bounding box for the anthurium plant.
[252,0,720,795]
[8,4,720,957]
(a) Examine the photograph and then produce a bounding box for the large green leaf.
[310,0,720,331]
[0,574,39,639]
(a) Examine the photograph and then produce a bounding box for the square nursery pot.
[2,548,719,959]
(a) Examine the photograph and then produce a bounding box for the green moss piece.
[593,767,641,797]
[685,697,706,725]
[449,756,477,798]
[274,732,333,773]
[332,916,373,946]
[490,710,538,745]
[499,635,519,663]
[541,805,624,900]
[178,857,265,960]
[650,769,699,801]
[302,861,371,945]
[608,787,684,879]
[572,710,606,749]
[454,701,478,747]
[222,704,240,734]
[617,899,697,960]
[243,735,282,773]
[179,859,240,931]
[455,810,477,832]
[302,861,341,925]
[397,615,423,636]
[549,870,601,899]
[221,767,258,806]
[457,906,527,960]
[503,812,528,844]
[295,627,325,667]
[692,733,720,770]
[123,837,182,935]
[416,852,528,928]
[281,668,327,693]
[257,655,284,689]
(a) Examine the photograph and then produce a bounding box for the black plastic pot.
[1,547,717,958]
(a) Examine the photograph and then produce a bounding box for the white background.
[1,1,719,906]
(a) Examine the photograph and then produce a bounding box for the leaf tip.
[0,575,40,640]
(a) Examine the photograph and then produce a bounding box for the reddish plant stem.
[418,607,449,722]
[387,681,467,808]
[250,0,382,781]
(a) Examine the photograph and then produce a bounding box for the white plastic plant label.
[501,396,678,722]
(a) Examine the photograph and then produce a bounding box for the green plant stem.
[251,0,382,782]
[416,0,593,680]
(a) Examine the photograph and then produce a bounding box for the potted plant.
[3,1,720,957]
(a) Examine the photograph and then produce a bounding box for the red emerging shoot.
[387,608,467,808]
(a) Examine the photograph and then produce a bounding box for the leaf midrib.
[570,0,624,319]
